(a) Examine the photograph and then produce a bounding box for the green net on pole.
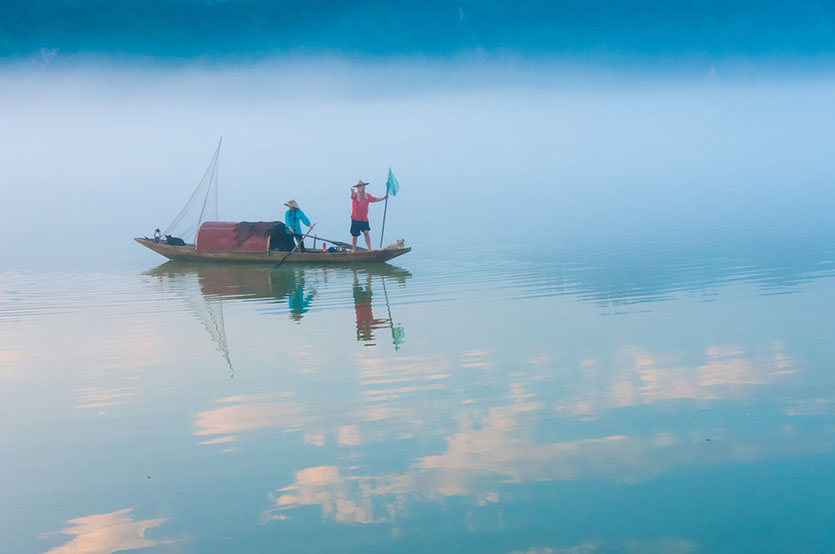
[386,168,399,196]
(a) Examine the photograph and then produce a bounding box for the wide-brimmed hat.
[284,199,300,209]
[353,180,369,188]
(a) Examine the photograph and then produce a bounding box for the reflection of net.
[391,325,405,350]
[163,271,233,374]
[195,296,233,372]
[381,274,405,351]
[164,139,221,243]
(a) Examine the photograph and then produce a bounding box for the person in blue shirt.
[284,199,311,252]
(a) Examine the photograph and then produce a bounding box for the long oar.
[308,235,366,252]
[273,223,316,269]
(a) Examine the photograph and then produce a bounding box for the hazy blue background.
[2,61,835,270]
[2,0,835,270]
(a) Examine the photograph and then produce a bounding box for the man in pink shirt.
[350,180,388,252]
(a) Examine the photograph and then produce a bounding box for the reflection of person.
[349,180,387,252]
[288,271,316,322]
[352,271,388,342]
[284,199,311,252]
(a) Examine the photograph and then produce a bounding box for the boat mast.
[197,137,222,232]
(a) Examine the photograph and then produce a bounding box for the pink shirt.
[350,191,380,222]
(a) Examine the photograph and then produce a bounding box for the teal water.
[2,231,834,553]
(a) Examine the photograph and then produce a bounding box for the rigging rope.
[163,138,222,242]
[197,148,219,232]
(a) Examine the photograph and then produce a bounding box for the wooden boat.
[135,235,411,264]
[136,140,410,264]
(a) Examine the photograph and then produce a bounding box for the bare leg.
[363,230,372,250]
[352,236,358,253]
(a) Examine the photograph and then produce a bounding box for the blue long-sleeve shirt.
[285,209,310,234]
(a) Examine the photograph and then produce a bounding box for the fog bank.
[1,60,834,268]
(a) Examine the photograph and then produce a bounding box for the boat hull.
[135,237,410,263]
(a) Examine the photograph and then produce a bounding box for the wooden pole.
[273,223,316,268]
[379,194,389,249]
[308,235,366,251]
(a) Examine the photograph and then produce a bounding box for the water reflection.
[288,271,316,322]
[562,343,796,417]
[75,386,136,410]
[188,335,829,526]
[353,270,405,348]
[262,402,832,528]
[510,233,835,305]
[194,392,304,445]
[508,538,697,553]
[4,237,833,552]
[39,509,171,554]
[24,311,826,548]
[146,261,412,360]
[148,262,324,320]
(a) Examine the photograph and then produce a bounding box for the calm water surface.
[2,232,835,553]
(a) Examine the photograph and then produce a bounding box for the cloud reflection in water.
[39,508,171,554]
[256,341,832,525]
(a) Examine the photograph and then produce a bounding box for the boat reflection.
[146,262,412,365]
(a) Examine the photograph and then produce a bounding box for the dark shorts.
[350,219,370,237]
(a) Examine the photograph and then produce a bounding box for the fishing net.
[163,140,221,243]
[386,168,399,196]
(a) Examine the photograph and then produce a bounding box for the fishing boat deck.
[135,237,411,264]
